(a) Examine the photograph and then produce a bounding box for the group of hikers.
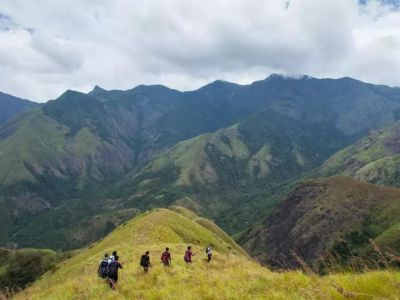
[97,245,213,289]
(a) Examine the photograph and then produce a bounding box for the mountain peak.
[58,89,87,99]
[197,79,241,92]
[88,85,107,95]
[131,84,174,92]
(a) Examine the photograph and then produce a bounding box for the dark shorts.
[109,274,118,282]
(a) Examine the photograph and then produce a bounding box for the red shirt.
[185,250,193,262]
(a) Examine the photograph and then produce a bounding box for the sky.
[0,0,400,102]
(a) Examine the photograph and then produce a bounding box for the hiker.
[98,253,110,279]
[161,247,172,266]
[108,255,123,289]
[110,250,117,262]
[206,245,213,262]
[140,251,151,273]
[184,246,196,263]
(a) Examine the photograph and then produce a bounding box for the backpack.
[161,252,169,263]
[108,260,118,276]
[140,255,148,267]
[99,259,109,278]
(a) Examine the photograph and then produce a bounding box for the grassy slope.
[13,208,400,300]
[241,176,400,270]
[0,110,68,185]
[320,122,400,187]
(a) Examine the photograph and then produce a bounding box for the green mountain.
[11,208,400,300]
[0,91,39,125]
[320,121,400,186]
[240,176,400,271]
[2,75,400,250]
[115,108,351,234]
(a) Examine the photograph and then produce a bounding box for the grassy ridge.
[320,122,400,187]
[13,208,400,299]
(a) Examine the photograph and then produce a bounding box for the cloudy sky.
[0,0,400,102]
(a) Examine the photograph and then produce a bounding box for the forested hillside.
[2,75,400,250]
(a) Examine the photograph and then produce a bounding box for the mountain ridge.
[11,207,400,300]
[0,91,39,125]
[2,75,400,250]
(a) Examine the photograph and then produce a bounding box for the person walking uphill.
[98,253,110,279]
[108,255,123,290]
[140,251,151,273]
[206,245,212,262]
[161,247,172,266]
[184,246,196,263]
[110,250,118,262]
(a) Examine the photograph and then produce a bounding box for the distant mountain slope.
[115,108,351,234]
[12,208,400,300]
[320,121,400,186]
[3,75,400,249]
[0,91,39,125]
[241,176,400,270]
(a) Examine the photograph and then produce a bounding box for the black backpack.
[140,255,148,267]
[108,260,118,276]
[99,259,109,278]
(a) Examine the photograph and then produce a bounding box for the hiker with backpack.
[184,246,196,263]
[161,247,172,266]
[110,250,117,262]
[140,251,151,273]
[206,245,213,262]
[98,253,110,279]
[108,255,123,290]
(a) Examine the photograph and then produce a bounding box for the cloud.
[0,0,399,101]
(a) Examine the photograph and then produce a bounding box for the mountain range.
[2,74,400,272]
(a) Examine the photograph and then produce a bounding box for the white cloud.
[0,0,399,101]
